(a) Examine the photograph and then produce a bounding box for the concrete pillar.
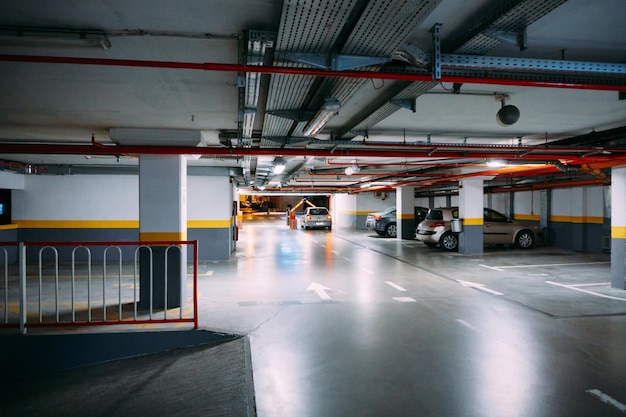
[396,186,416,240]
[611,167,626,289]
[458,178,484,254]
[139,155,187,308]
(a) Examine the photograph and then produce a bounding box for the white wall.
[334,193,357,228]
[357,191,396,213]
[552,186,604,219]
[187,176,233,221]
[13,175,138,221]
[0,171,25,190]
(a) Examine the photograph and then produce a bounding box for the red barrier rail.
[0,240,199,333]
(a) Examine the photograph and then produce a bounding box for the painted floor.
[4,217,626,417]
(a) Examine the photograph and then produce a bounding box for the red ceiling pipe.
[4,143,626,163]
[1,54,625,91]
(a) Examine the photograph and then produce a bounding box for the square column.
[459,178,484,254]
[396,186,416,240]
[139,155,187,308]
[611,167,626,289]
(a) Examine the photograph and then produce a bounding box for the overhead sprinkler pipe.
[1,54,625,91]
[3,142,626,165]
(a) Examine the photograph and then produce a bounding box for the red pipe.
[3,143,626,163]
[1,54,625,91]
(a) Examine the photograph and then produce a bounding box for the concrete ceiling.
[0,0,625,194]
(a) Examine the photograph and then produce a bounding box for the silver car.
[301,207,332,230]
[415,207,540,251]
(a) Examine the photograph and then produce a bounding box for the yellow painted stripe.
[551,215,605,224]
[463,217,483,226]
[398,214,414,220]
[16,220,139,228]
[513,214,540,221]
[612,226,626,239]
[187,219,232,228]
[140,231,187,242]
[15,219,233,229]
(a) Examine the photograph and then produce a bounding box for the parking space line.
[481,261,610,270]
[455,319,477,331]
[343,256,352,262]
[587,389,626,413]
[393,297,416,302]
[479,264,504,272]
[546,281,626,301]
[385,281,407,292]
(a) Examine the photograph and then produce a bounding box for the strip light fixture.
[302,98,340,137]
[0,26,111,50]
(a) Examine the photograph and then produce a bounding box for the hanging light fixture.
[302,98,341,137]
[0,26,112,50]
[345,163,361,175]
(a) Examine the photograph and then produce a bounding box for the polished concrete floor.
[4,217,626,416]
[205,218,626,417]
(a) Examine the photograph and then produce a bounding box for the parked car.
[415,207,540,251]
[365,206,429,238]
[301,207,332,230]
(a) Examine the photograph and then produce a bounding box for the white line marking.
[587,389,626,413]
[571,282,611,287]
[479,264,505,272]
[331,250,339,255]
[385,281,407,292]
[361,268,374,275]
[485,261,610,270]
[455,319,477,331]
[546,281,626,301]
[393,297,416,303]
[343,256,353,262]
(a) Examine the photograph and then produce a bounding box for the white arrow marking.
[457,280,503,295]
[587,389,626,413]
[307,282,332,300]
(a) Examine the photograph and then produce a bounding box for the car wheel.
[440,232,458,251]
[515,230,535,249]
[384,223,397,238]
[424,242,437,248]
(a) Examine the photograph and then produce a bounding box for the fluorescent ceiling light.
[273,157,286,174]
[486,160,507,167]
[0,26,111,50]
[302,98,340,137]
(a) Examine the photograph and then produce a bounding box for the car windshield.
[426,208,458,220]
[426,209,443,220]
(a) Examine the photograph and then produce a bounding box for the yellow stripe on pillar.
[612,226,626,239]
[139,231,187,242]
[463,217,483,226]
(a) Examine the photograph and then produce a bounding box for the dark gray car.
[366,206,428,237]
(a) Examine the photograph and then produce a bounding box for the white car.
[301,207,332,230]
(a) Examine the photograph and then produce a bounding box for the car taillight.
[429,221,445,228]
[327,215,332,220]
[306,215,311,220]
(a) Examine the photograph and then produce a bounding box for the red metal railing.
[0,240,199,333]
